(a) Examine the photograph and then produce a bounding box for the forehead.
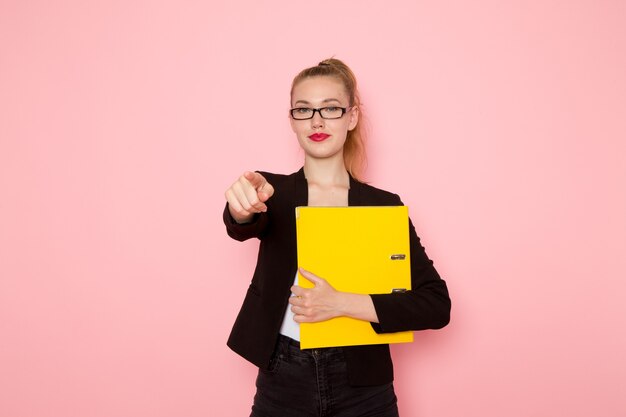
[291,76,349,105]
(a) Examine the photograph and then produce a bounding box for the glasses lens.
[292,108,313,119]
[320,107,344,119]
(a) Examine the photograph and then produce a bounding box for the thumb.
[257,182,275,203]
[299,268,324,286]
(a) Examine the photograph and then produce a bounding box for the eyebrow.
[293,98,342,106]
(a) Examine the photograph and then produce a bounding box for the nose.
[310,110,325,129]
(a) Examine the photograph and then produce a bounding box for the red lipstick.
[308,133,330,142]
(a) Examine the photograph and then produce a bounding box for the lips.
[308,133,330,142]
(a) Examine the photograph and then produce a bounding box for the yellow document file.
[296,206,413,349]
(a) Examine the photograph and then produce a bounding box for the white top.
[278,273,300,341]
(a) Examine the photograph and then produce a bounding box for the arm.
[289,220,450,331]
[290,268,380,323]
[369,218,451,332]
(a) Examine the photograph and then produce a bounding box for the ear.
[348,106,359,131]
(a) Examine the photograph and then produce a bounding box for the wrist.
[340,292,379,323]
[335,291,353,318]
[228,208,255,224]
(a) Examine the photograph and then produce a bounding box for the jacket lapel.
[348,175,364,206]
[294,167,308,207]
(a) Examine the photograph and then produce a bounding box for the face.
[290,76,359,162]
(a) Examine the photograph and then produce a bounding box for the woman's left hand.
[289,268,345,323]
[290,268,380,324]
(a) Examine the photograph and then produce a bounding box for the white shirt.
[278,273,300,341]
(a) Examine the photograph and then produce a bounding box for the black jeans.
[251,335,399,417]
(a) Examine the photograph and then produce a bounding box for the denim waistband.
[276,334,345,359]
[277,333,302,349]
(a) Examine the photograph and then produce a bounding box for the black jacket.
[223,168,450,386]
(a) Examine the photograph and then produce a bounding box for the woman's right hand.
[225,171,275,224]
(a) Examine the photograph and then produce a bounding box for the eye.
[295,107,311,114]
[325,106,339,112]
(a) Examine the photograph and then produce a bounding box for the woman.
[223,58,451,417]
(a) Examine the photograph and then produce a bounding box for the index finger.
[291,285,305,297]
[243,171,267,190]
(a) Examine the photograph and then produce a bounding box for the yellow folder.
[296,206,413,349]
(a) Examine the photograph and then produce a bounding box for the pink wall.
[1,1,625,416]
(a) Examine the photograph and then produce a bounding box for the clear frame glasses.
[290,106,351,120]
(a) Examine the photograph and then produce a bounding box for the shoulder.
[351,179,404,206]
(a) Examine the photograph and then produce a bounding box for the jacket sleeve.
[369,210,451,333]
[222,203,269,241]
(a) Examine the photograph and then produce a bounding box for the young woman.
[223,58,451,417]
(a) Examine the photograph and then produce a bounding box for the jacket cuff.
[369,293,399,334]
[223,203,266,240]
[224,203,257,225]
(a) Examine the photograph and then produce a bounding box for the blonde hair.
[290,58,367,182]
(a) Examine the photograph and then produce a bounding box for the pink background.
[1,1,625,416]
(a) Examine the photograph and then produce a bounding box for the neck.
[303,155,350,187]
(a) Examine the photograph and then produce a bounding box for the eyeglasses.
[289,106,351,120]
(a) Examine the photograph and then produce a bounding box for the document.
[296,206,413,349]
